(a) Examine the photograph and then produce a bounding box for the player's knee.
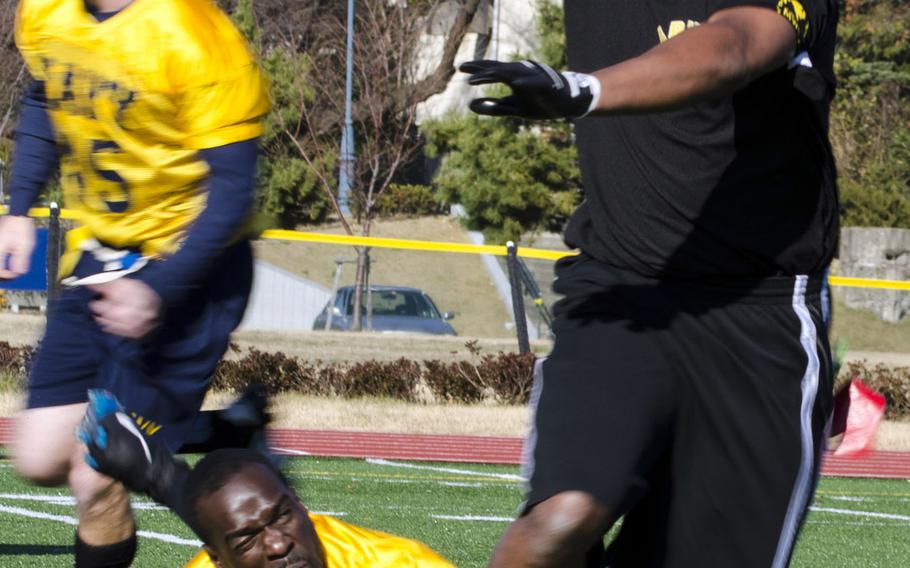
[69,461,130,518]
[523,491,611,559]
[13,404,86,485]
[12,446,70,485]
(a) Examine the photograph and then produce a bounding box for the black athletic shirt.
[563,0,839,280]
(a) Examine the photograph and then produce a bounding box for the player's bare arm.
[589,6,798,113]
[461,6,800,119]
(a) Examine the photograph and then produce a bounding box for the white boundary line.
[272,447,311,456]
[0,493,166,510]
[810,506,910,522]
[432,514,513,522]
[0,504,201,546]
[366,458,524,481]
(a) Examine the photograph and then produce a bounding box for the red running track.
[2,418,909,479]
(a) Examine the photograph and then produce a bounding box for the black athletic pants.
[523,254,833,568]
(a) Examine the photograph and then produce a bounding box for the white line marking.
[272,447,311,456]
[366,459,524,481]
[0,503,202,545]
[828,496,872,502]
[432,514,513,522]
[311,511,347,517]
[807,520,905,527]
[0,493,167,510]
[810,506,910,522]
[135,530,200,546]
[0,493,74,505]
[439,482,483,488]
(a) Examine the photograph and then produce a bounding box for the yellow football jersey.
[15,0,270,264]
[183,513,456,568]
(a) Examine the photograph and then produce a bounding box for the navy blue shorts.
[27,241,253,452]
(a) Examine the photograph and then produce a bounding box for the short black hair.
[182,448,288,542]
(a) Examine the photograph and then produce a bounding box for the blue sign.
[2,228,49,291]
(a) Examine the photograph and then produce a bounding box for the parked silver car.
[312,285,456,335]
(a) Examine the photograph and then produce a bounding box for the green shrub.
[0,342,33,391]
[372,184,447,218]
[212,343,534,405]
[341,358,421,401]
[422,360,487,404]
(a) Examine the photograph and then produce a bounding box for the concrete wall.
[240,261,333,331]
[839,228,910,322]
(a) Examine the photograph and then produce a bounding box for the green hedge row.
[212,345,536,405]
[841,361,910,420]
[0,341,536,405]
[2,342,908,414]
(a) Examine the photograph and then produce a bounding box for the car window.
[345,290,440,318]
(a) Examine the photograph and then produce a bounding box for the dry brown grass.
[0,312,45,346]
[872,421,910,452]
[0,392,21,417]
[6,389,909,450]
[254,216,516,338]
[203,392,528,436]
[231,329,550,363]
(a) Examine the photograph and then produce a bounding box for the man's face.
[196,464,326,568]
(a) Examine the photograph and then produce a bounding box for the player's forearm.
[135,138,259,307]
[8,81,58,216]
[589,8,796,114]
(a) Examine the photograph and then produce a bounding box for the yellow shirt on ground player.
[15,0,270,272]
[183,513,456,568]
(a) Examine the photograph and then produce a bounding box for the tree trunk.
[351,247,367,331]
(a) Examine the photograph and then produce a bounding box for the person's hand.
[89,278,162,339]
[459,59,601,119]
[78,389,185,505]
[0,215,36,279]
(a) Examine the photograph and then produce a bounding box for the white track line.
[0,493,167,511]
[272,447,311,456]
[432,514,513,522]
[0,504,201,546]
[807,520,907,527]
[810,506,910,522]
[0,493,74,506]
[366,458,523,481]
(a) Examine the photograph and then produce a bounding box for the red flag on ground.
[830,379,886,458]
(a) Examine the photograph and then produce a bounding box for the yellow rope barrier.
[5,206,909,290]
[260,229,568,261]
[828,276,910,291]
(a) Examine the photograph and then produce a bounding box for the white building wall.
[240,261,333,331]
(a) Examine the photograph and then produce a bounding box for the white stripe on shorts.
[772,275,821,567]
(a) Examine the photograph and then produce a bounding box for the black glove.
[77,390,189,510]
[459,59,601,119]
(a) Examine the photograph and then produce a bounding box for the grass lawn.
[254,217,516,339]
[829,291,910,355]
[0,454,909,567]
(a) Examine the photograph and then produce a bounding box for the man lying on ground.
[78,390,455,568]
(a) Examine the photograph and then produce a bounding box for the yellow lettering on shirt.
[657,19,700,43]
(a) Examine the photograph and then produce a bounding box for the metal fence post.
[46,202,61,312]
[506,241,531,354]
[516,255,554,334]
